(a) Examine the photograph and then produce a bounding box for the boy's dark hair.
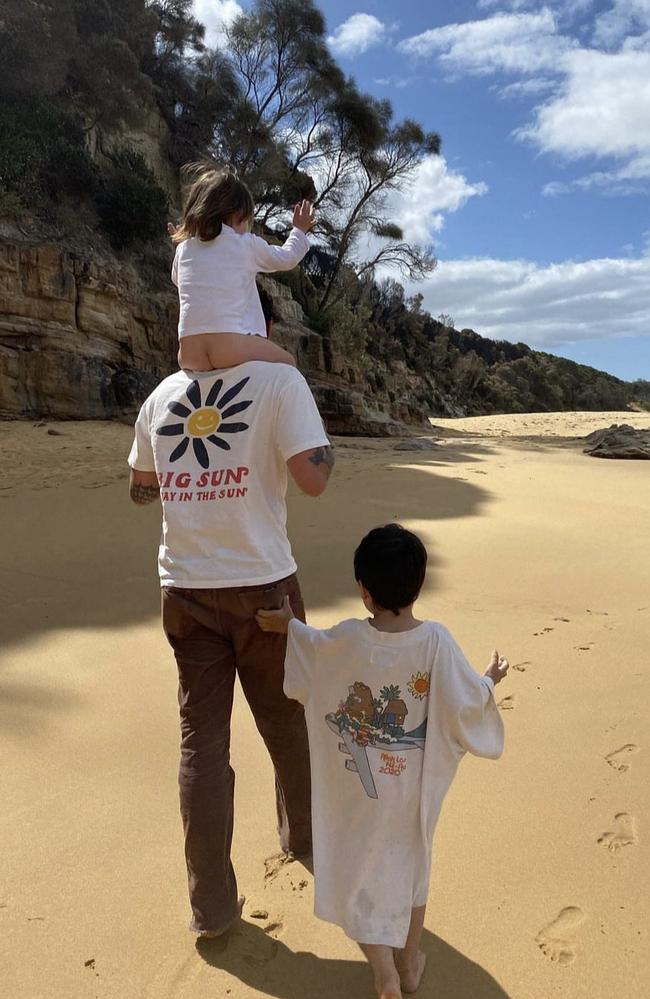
[172,162,254,243]
[354,524,427,615]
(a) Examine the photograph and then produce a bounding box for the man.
[128,349,333,938]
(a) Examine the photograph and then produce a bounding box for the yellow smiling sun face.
[157,375,253,469]
[188,407,221,437]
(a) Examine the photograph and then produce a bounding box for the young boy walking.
[257,524,509,999]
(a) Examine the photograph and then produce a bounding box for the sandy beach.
[1,410,648,999]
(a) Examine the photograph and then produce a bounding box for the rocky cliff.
[0,222,435,434]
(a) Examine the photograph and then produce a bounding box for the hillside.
[0,0,646,429]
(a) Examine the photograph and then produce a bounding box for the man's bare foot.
[195,895,245,938]
[395,950,427,993]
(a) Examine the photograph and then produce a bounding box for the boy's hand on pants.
[484,649,509,685]
[256,595,295,634]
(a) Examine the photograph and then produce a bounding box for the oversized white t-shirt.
[172,225,310,338]
[128,362,329,587]
[285,618,504,948]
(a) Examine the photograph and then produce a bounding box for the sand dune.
[1,411,648,998]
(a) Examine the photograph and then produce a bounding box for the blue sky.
[196,1,650,381]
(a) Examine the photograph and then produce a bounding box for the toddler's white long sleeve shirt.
[172,224,310,338]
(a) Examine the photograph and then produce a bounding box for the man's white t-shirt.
[128,362,329,588]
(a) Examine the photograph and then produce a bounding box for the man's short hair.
[257,284,280,325]
[354,523,427,615]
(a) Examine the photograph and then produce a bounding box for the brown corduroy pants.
[161,574,311,934]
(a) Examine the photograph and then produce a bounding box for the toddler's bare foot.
[395,950,427,993]
[195,895,245,938]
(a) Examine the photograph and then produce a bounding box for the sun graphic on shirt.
[407,672,430,701]
[156,376,253,469]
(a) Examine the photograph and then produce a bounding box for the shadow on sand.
[0,443,493,738]
[0,454,491,654]
[196,920,511,999]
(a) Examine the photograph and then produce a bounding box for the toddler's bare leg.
[359,943,402,999]
[394,905,427,993]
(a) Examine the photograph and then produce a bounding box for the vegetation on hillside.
[0,0,645,415]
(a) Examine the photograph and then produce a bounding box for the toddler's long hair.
[172,163,254,243]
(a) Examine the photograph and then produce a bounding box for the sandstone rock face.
[87,113,180,203]
[0,225,438,434]
[0,229,177,420]
[583,424,650,459]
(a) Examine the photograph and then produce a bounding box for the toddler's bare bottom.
[178,332,295,371]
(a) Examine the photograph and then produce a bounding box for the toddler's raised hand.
[484,649,509,685]
[293,200,315,233]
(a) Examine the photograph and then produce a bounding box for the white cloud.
[592,0,650,47]
[409,251,650,347]
[399,8,650,194]
[193,0,242,49]
[354,156,486,268]
[374,75,418,90]
[327,13,390,57]
[495,76,556,99]
[478,0,531,9]
[384,156,488,246]
[398,10,575,74]
[519,49,650,159]
[478,0,594,11]
[543,153,650,197]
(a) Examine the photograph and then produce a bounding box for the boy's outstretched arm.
[256,595,295,634]
[484,650,509,685]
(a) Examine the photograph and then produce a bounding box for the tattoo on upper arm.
[130,482,161,505]
[308,446,335,476]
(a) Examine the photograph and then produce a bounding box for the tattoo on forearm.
[308,446,335,477]
[130,482,160,505]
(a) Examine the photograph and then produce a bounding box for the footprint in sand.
[498,694,515,710]
[598,813,638,855]
[141,950,203,999]
[229,920,281,966]
[536,906,586,966]
[264,851,297,882]
[605,744,639,773]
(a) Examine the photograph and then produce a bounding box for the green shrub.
[310,301,370,360]
[95,148,168,249]
[0,98,96,206]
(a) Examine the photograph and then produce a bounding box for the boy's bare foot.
[361,942,403,999]
[395,950,427,993]
[376,978,402,999]
[195,895,245,938]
